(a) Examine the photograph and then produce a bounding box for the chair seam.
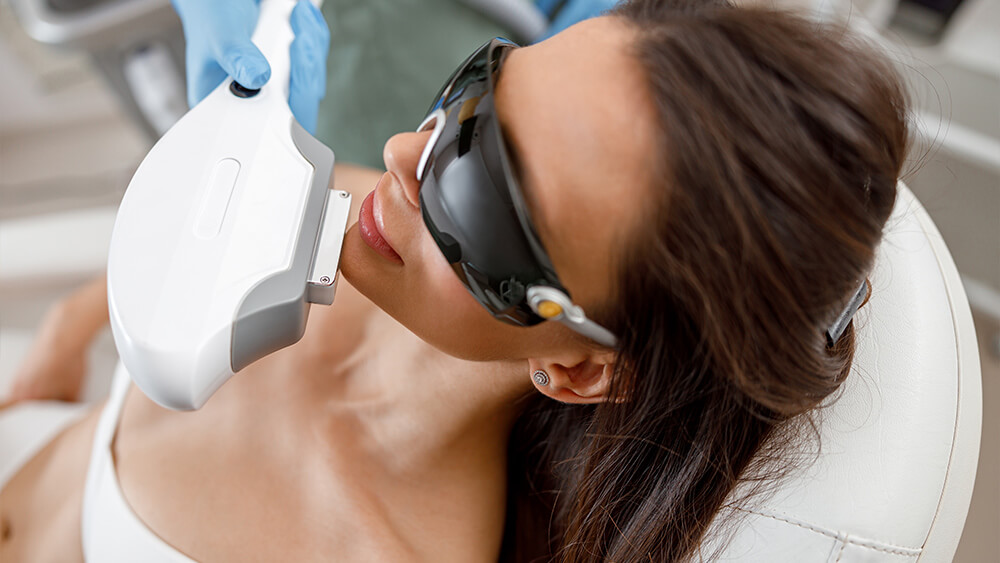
[834,538,848,563]
[735,507,923,556]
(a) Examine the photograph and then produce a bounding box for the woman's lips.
[358,180,403,264]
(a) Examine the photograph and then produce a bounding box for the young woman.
[0,0,908,560]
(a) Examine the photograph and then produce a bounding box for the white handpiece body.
[107,0,349,411]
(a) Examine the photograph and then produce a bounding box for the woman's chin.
[340,224,399,286]
[338,224,410,322]
[338,224,366,285]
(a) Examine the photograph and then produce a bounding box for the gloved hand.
[535,0,622,41]
[170,0,330,134]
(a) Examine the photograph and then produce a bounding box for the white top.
[81,362,196,562]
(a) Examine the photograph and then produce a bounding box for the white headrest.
[705,184,983,561]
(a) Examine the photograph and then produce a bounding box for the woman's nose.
[383,130,433,209]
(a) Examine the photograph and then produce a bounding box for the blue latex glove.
[170,0,330,134]
[535,0,622,41]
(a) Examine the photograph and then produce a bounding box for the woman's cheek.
[421,247,480,313]
[414,234,462,292]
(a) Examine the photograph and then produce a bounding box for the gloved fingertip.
[233,58,271,90]
[221,43,271,89]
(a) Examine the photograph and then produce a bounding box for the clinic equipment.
[107,0,350,411]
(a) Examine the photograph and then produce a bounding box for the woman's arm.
[4,276,109,405]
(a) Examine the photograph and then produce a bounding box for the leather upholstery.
[704,184,983,562]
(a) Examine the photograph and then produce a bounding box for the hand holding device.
[109,0,349,411]
[171,0,329,133]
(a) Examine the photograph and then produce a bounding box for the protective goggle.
[415,38,618,349]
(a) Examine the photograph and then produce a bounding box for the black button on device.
[230,81,260,98]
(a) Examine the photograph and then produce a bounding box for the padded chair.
[702,184,983,561]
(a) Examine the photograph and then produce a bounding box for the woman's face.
[339,17,658,361]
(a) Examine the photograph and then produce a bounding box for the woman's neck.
[254,299,535,481]
[276,307,535,557]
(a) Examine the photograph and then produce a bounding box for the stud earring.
[532,370,550,387]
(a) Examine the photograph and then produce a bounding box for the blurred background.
[0,0,996,559]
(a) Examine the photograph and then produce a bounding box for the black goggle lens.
[417,39,562,326]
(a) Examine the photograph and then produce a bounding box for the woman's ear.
[528,352,616,404]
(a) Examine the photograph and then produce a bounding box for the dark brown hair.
[500,0,909,561]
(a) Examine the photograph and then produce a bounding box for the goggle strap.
[416,109,447,182]
[527,286,618,348]
[825,279,869,347]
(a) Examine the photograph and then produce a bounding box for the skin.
[340,17,654,371]
[0,16,657,562]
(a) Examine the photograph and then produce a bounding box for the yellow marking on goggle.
[458,96,481,124]
[537,301,563,319]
